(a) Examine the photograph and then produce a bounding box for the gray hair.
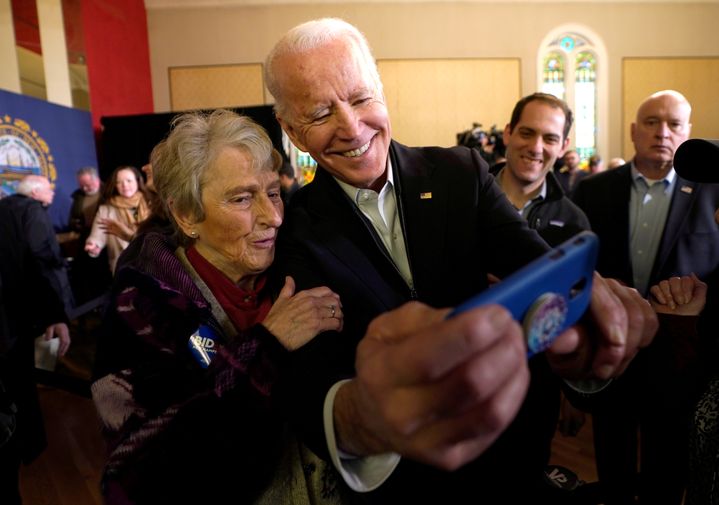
[76,166,99,178]
[151,109,280,240]
[16,175,48,196]
[264,18,383,119]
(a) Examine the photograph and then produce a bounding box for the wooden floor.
[18,384,598,504]
[550,414,598,484]
[20,386,105,505]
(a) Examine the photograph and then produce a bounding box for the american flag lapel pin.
[420,192,432,200]
[680,185,693,194]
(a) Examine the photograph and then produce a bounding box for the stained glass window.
[574,51,597,160]
[541,52,565,100]
[539,33,599,160]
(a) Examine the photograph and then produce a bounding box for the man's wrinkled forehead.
[280,41,380,112]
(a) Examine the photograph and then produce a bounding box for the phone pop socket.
[448,231,598,359]
[523,292,568,356]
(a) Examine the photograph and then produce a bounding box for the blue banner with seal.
[0,89,97,231]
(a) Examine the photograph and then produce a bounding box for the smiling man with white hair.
[267,18,658,503]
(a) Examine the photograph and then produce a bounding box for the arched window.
[538,27,607,163]
[542,51,566,101]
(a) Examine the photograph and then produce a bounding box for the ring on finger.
[329,304,336,318]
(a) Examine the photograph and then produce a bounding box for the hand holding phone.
[449,231,599,358]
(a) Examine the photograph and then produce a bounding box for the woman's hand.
[84,240,102,258]
[649,273,707,316]
[99,217,135,241]
[263,276,343,351]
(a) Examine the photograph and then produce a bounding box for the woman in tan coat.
[85,165,150,273]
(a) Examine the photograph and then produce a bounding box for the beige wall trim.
[147,0,719,8]
[536,23,608,162]
[622,56,719,161]
[168,63,264,111]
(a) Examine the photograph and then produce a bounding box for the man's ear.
[276,115,308,153]
[502,123,512,147]
[630,122,637,144]
[559,136,571,157]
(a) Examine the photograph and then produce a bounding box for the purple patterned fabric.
[92,231,288,504]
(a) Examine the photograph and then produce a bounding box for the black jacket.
[0,194,74,314]
[0,195,68,462]
[275,142,562,503]
[554,166,588,196]
[491,163,590,247]
[572,162,719,292]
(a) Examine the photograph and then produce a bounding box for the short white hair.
[16,175,48,196]
[264,18,383,119]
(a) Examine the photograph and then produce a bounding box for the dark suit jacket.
[0,195,73,314]
[572,162,719,291]
[491,163,590,247]
[0,197,67,463]
[275,141,564,503]
[555,167,588,196]
[572,162,719,408]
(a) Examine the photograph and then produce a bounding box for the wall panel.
[622,57,719,160]
[169,64,264,111]
[378,58,521,148]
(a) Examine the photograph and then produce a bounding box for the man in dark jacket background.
[0,174,71,504]
[491,92,590,247]
[573,90,719,504]
[1,175,74,314]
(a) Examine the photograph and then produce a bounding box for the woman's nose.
[256,195,282,227]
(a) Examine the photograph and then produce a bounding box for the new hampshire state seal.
[0,114,56,197]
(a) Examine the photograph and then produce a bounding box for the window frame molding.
[537,23,608,161]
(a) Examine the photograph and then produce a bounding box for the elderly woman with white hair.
[92,110,347,505]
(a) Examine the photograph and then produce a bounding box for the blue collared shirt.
[629,163,676,295]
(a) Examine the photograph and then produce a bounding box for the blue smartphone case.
[448,231,599,357]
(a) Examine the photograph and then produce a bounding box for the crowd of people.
[0,16,717,505]
[0,163,154,503]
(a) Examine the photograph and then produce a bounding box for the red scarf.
[186,246,272,332]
